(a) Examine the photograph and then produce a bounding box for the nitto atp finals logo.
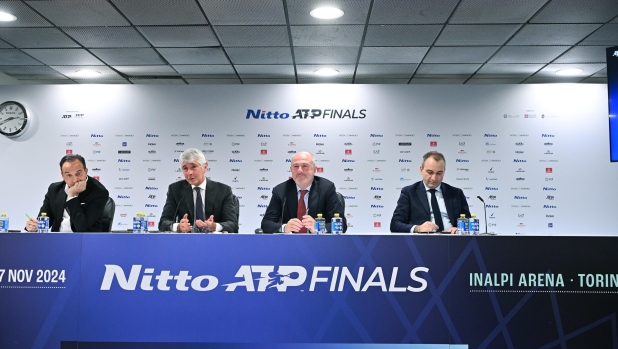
[246,109,366,119]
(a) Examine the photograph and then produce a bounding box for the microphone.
[279,197,287,224]
[171,195,185,231]
[477,196,488,234]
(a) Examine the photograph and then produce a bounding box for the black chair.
[232,194,239,220]
[254,192,345,234]
[101,197,115,232]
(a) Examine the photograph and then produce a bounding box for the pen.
[25,213,32,220]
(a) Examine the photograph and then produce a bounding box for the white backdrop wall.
[0,84,613,235]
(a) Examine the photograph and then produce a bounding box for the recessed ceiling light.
[74,70,102,78]
[0,11,17,22]
[310,7,344,19]
[315,68,339,77]
[555,68,583,76]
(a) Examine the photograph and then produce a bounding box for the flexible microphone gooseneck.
[477,196,488,234]
[171,195,185,231]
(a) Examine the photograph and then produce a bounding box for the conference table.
[1,232,616,349]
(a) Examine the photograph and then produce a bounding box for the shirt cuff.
[172,222,179,232]
[280,224,286,233]
[214,223,223,232]
[411,225,416,233]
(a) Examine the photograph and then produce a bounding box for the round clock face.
[0,101,28,137]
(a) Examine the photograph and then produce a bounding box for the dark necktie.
[296,189,308,234]
[429,189,444,232]
[194,187,205,232]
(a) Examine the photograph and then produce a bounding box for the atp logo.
[224,266,306,291]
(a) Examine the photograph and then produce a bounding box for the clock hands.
[0,116,24,126]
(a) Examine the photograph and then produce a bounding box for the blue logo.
[399,159,412,162]
[370,134,384,137]
[202,134,215,137]
[257,134,271,137]
[343,196,355,200]
[455,159,469,163]
[145,204,158,208]
[513,159,526,163]
[257,204,268,208]
[314,134,327,137]
[117,195,130,199]
[371,205,384,208]
[426,134,440,137]
[542,134,555,138]
[543,187,556,191]
[485,204,499,208]
[146,134,159,137]
[485,187,498,190]
[544,205,556,208]
[484,134,497,137]
[246,110,290,119]
[145,187,158,190]
[257,187,270,191]
[342,159,355,163]
[230,159,242,162]
[371,187,383,191]
[514,196,527,199]
[118,159,130,163]
[91,134,103,137]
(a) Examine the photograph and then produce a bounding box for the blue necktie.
[194,187,205,232]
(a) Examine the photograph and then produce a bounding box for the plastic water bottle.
[142,213,148,233]
[331,213,343,234]
[0,212,8,233]
[314,214,326,234]
[457,214,468,235]
[469,214,480,235]
[38,212,50,233]
[133,212,144,233]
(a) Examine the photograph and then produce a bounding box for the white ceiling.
[0,0,616,85]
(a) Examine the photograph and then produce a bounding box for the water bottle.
[331,213,343,234]
[469,214,480,235]
[38,212,50,233]
[133,212,144,233]
[0,212,8,233]
[457,214,468,235]
[141,212,149,233]
[314,214,326,234]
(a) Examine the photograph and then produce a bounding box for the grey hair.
[180,148,206,167]
[291,151,316,166]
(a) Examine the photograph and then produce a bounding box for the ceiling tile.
[359,47,429,63]
[112,0,207,25]
[113,65,178,76]
[294,47,358,64]
[296,64,355,78]
[23,49,103,65]
[137,26,220,48]
[216,26,289,47]
[235,65,295,78]
[51,65,124,79]
[466,78,525,84]
[409,77,467,84]
[534,63,606,77]
[0,28,79,48]
[243,78,296,84]
[416,63,481,75]
[76,79,130,84]
[580,24,618,46]
[173,64,235,75]
[364,25,442,46]
[0,40,12,49]
[529,0,618,23]
[489,46,570,63]
[523,76,584,83]
[185,78,240,84]
[354,78,409,84]
[131,77,187,84]
[355,64,417,78]
[90,48,165,65]
[450,0,547,24]
[26,0,128,26]
[423,47,499,63]
[157,48,229,64]
[0,65,64,77]
[0,50,43,65]
[198,0,285,25]
[287,0,371,25]
[63,27,151,48]
[299,78,353,84]
[508,24,601,45]
[18,79,76,84]
[592,67,607,77]
[580,77,607,83]
[226,47,292,64]
[554,46,607,63]
[291,25,364,46]
[475,63,544,77]
[435,25,520,46]
[0,1,52,27]
[370,0,459,24]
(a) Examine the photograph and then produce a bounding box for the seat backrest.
[101,197,115,232]
[232,194,239,220]
[336,191,345,216]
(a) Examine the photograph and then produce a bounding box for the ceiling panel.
[157,48,229,64]
[186,78,240,84]
[416,63,481,75]
[173,65,236,75]
[0,28,79,48]
[294,47,358,64]
[529,0,618,23]
[23,49,103,65]
[26,0,128,26]
[364,25,442,46]
[299,78,352,84]
[489,46,570,63]
[90,48,166,65]
[198,0,285,25]
[0,40,12,49]
[113,65,178,76]
[579,24,618,46]
[359,47,429,64]
[592,68,607,77]
[554,46,607,63]
[235,65,295,78]
[0,50,43,65]
[0,1,53,27]
[534,63,606,77]
[112,0,207,25]
[63,27,151,48]
[370,0,459,24]
[354,78,409,84]
[508,24,601,45]
[355,64,418,78]
[76,79,129,84]
[435,25,520,46]
[450,0,547,24]
[523,76,583,83]
[19,79,75,84]
[423,47,500,63]
[291,25,364,46]
[409,77,468,84]
[216,26,289,47]
[296,64,355,78]
[226,47,292,64]
[0,65,65,77]
[51,65,124,79]
[137,26,220,48]
[466,78,525,84]
[287,0,371,25]
[243,78,296,84]
[580,77,607,83]
[131,77,186,84]
[475,63,544,77]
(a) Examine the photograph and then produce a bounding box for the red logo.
[93,176,100,181]
[546,168,553,173]
[148,221,155,227]
[345,149,352,155]
[316,167,324,173]
[260,149,267,155]
[374,222,381,228]
[66,149,73,154]
[120,213,127,217]
[430,141,437,147]
[524,114,528,118]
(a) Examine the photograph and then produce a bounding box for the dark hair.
[60,154,87,170]
[421,151,446,168]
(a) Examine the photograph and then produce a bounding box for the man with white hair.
[159,148,238,233]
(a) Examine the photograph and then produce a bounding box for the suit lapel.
[286,180,298,221]
[416,183,430,215]
[308,178,320,217]
[441,183,455,224]
[204,180,215,217]
[182,182,195,223]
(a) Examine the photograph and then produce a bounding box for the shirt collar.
[423,182,441,193]
[191,179,207,191]
[296,183,312,193]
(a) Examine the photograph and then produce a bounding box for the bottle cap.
[1,212,5,216]
[334,213,340,217]
[471,214,477,217]
[41,212,47,216]
[460,214,465,217]
[317,213,323,217]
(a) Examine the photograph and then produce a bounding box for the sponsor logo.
[515,142,524,146]
[91,134,103,137]
[516,168,525,172]
[122,142,127,147]
[486,142,496,146]
[118,159,130,163]
[373,168,381,172]
[316,143,324,146]
[230,159,242,162]
[370,187,383,191]
[430,141,437,147]
[399,159,411,163]
[145,204,158,208]
[546,215,554,218]
[342,159,355,163]
[484,134,497,137]
[374,222,381,228]
[373,195,381,200]
[372,142,381,146]
[546,168,553,173]
[316,167,324,173]
[544,205,556,208]
[399,142,411,146]
[515,177,525,181]
[488,195,496,200]
[486,178,497,181]
[486,205,499,208]
[543,187,556,191]
[93,142,101,147]
[259,177,268,182]
[485,187,498,190]
[118,150,131,154]
[117,195,130,199]
[146,134,159,138]
[371,205,384,208]
[370,134,383,137]
[542,134,555,138]
[257,187,270,191]
[544,142,553,146]
[65,149,73,154]
[345,149,352,155]
[344,142,353,146]
[487,167,495,173]
[546,195,554,200]
[514,196,527,199]
[343,196,355,200]
[459,142,466,146]
[455,159,469,163]
[314,134,327,138]
[514,159,526,163]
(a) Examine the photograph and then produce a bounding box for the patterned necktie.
[296,189,308,234]
[194,187,205,232]
[429,189,444,232]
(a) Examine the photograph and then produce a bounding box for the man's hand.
[445,227,458,234]
[415,221,439,233]
[25,217,38,232]
[195,215,215,232]
[284,218,303,233]
[177,213,192,233]
[67,181,87,197]
[301,215,315,233]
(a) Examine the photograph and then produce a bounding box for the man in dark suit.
[159,148,238,233]
[25,154,109,232]
[261,151,346,234]
[391,151,470,234]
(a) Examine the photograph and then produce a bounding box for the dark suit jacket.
[35,176,109,232]
[261,176,346,234]
[390,181,470,233]
[158,179,238,233]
